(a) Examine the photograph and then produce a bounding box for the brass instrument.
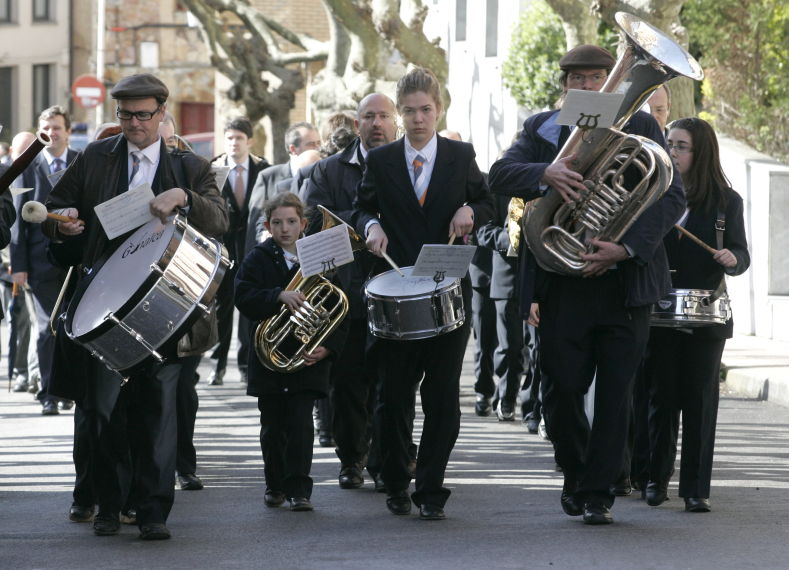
[254,206,366,372]
[0,131,52,191]
[514,12,703,275]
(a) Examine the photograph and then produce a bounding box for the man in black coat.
[302,93,398,490]
[209,117,270,386]
[488,45,686,525]
[11,105,78,415]
[43,73,228,540]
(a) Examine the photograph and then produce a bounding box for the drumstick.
[448,232,456,245]
[381,250,404,277]
[674,224,717,256]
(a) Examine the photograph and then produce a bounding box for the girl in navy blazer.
[644,118,750,512]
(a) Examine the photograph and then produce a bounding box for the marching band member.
[43,73,227,540]
[353,67,494,520]
[645,117,749,512]
[488,45,686,524]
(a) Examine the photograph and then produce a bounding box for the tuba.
[517,12,703,275]
[254,205,366,372]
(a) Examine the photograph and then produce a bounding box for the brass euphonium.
[254,205,366,372]
[514,12,703,274]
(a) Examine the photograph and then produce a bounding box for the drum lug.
[106,312,165,363]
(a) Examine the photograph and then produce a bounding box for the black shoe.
[684,497,711,513]
[59,400,74,411]
[69,504,95,522]
[583,503,614,525]
[610,477,632,497]
[560,476,583,517]
[497,401,515,421]
[523,416,539,434]
[93,512,121,536]
[318,431,335,447]
[208,368,225,386]
[289,497,314,511]
[645,481,669,506]
[386,490,412,515]
[264,490,286,507]
[120,509,137,525]
[339,464,364,489]
[178,473,204,491]
[371,472,387,493]
[474,394,492,417]
[418,504,446,520]
[41,401,59,416]
[139,523,171,540]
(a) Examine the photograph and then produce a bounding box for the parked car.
[181,132,214,160]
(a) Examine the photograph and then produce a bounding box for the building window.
[455,0,466,41]
[485,0,498,57]
[32,64,52,122]
[32,0,51,22]
[1,0,13,23]
[0,67,13,141]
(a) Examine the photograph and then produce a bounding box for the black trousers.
[29,281,61,404]
[471,286,497,397]
[72,405,95,508]
[646,328,725,498]
[85,360,181,525]
[375,322,469,508]
[331,318,373,466]
[176,355,201,475]
[539,272,650,507]
[521,324,541,420]
[258,391,319,499]
[211,267,235,372]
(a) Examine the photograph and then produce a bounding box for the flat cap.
[110,73,169,101]
[559,45,616,71]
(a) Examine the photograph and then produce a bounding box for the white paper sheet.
[296,223,355,278]
[93,183,156,240]
[411,244,477,278]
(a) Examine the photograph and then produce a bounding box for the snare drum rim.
[65,219,185,343]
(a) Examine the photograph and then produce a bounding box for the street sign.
[71,75,106,109]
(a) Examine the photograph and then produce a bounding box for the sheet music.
[296,224,354,278]
[556,90,625,129]
[412,244,477,278]
[93,183,156,240]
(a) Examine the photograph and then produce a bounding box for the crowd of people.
[0,38,749,540]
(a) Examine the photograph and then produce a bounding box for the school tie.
[51,158,64,173]
[233,164,246,208]
[129,151,142,185]
[413,154,427,206]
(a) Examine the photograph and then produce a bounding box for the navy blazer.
[0,165,18,250]
[353,135,495,272]
[475,192,518,299]
[488,110,686,309]
[11,149,78,284]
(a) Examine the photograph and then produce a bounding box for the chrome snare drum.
[650,288,731,328]
[365,266,464,340]
[65,215,229,374]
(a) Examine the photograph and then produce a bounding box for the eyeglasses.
[567,73,607,85]
[667,143,693,154]
[116,107,161,121]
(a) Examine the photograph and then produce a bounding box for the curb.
[724,369,789,408]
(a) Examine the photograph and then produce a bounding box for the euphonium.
[254,206,366,372]
[516,12,703,275]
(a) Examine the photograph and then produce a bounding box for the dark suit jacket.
[11,150,78,285]
[475,192,517,299]
[245,161,291,255]
[0,165,17,250]
[212,153,269,262]
[488,109,686,309]
[353,135,494,271]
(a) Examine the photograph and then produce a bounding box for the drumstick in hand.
[381,250,404,277]
[674,224,717,256]
[448,232,456,245]
[22,201,84,225]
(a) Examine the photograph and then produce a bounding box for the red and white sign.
[71,75,106,109]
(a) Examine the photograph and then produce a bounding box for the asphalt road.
[2,349,789,569]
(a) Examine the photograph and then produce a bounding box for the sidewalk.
[722,334,789,407]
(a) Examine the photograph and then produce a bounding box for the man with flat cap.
[488,45,685,524]
[43,73,228,540]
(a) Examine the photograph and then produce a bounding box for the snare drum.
[65,215,229,374]
[650,288,731,328]
[365,266,464,340]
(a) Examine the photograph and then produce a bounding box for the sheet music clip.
[432,270,446,286]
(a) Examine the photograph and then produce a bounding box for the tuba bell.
[254,206,366,373]
[514,12,703,275]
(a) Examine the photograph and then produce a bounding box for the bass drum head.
[365,266,456,298]
[70,218,176,338]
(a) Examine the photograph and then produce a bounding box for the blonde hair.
[396,67,443,113]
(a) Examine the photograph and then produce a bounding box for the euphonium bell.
[254,206,366,372]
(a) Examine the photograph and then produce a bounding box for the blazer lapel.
[35,155,52,200]
[385,138,425,218]
[423,136,455,209]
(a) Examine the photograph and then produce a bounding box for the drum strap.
[704,209,727,306]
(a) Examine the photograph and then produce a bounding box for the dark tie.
[129,151,141,184]
[233,164,246,208]
[51,158,64,173]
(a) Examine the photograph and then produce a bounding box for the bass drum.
[64,215,229,375]
[365,266,464,340]
[650,288,731,328]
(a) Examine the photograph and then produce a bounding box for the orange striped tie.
[413,155,427,205]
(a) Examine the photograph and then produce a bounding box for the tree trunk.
[546,0,598,49]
